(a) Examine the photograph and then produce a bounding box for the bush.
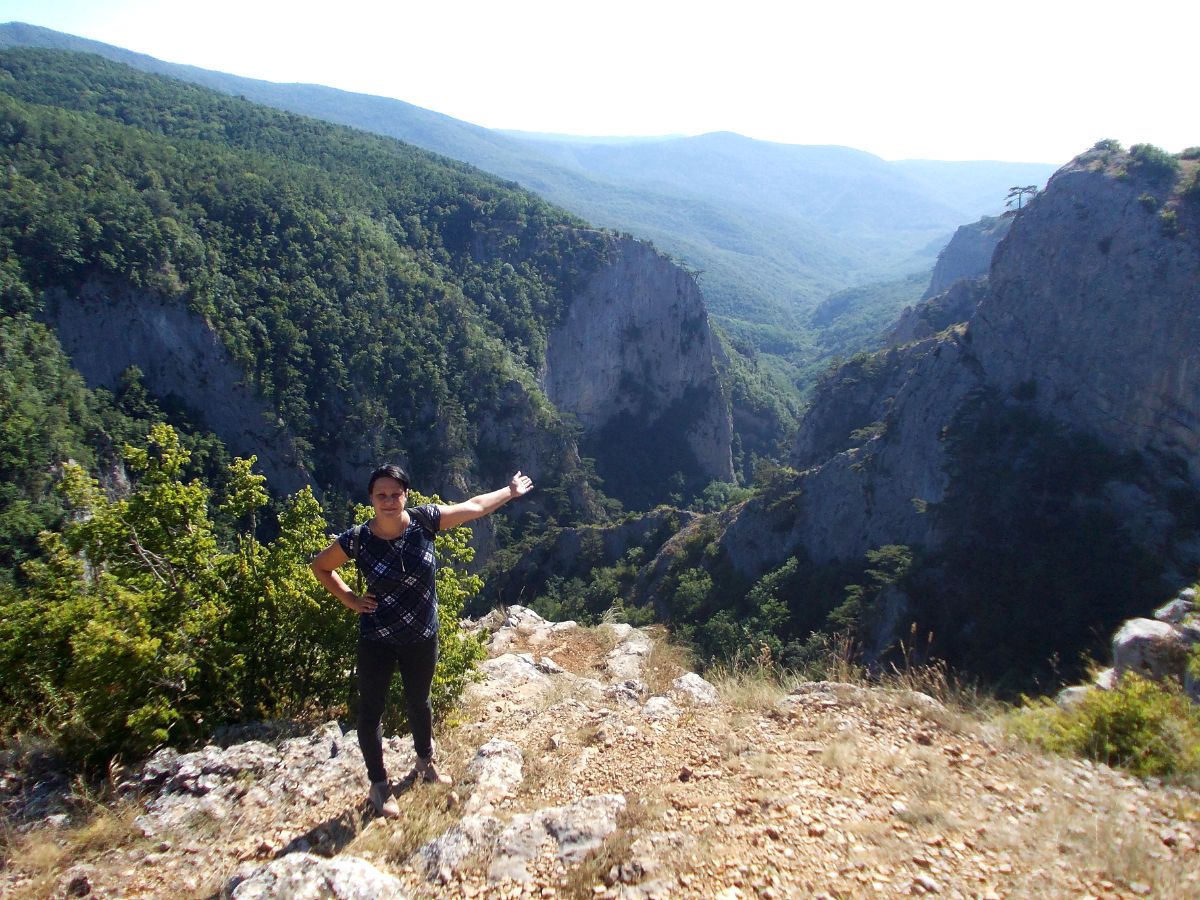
[1010,674,1200,778]
[1092,139,1123,153]
[1128,143,1180,181]
[0,427,485,765]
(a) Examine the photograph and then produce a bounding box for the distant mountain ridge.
[0,22,1059,386]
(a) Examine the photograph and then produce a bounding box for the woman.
[311,463,533,818]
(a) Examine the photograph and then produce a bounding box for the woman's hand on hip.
[347,592,377,614]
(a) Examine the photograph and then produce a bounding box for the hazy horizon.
[0,1,1194,165]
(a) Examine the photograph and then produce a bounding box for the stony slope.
[5,608,1198,898]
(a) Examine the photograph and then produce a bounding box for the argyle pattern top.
[337,504,441,645]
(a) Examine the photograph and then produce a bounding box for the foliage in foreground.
[1010,674,1200,779]
[0,425,483,766]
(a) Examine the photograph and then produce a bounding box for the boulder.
[668,673,720,706]
[605,630,653,681]
[1154,598,1194,625]
[464,739,524,814]
[416,813,502,877]
[1112,618,1189,681]
[488,794,626,882]
[641,696,681,720]
[229,852,405,899]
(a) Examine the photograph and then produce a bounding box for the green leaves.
[0,429,489,766]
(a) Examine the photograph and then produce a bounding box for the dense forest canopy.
[0,48,638,533]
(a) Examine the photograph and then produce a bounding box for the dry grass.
[820,729,864,773]
[707,662,796,712]
[4,798,142,899]
[641,626,693,695]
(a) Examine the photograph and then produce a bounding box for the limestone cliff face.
[43,281,311,495]
[971,160,1200,488]
[922,215,1011,301]
[887,215,1010,345]
[542,236,734,503]
[716,149,1200,584]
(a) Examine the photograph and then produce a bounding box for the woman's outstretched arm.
[437,471,533,530]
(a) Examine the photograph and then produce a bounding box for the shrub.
[0,427,485,765]
[1010,674,1200,778]
[1185,171,1200,205]
[1092,139,1123,152]
[1128,143,1180,181]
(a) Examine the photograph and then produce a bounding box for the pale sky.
[2,0,1195,164]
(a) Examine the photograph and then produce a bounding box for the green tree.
[1005,185,1038,210]
[0,426,485,765]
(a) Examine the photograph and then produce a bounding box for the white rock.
[1055,685,1092,710]
[669,673,720,706]
[417,813,502,877]
[1112,618,1189,681]
[1154,598,1194,625]
[488,794,626,882]
[465,739,524,813]
[229,852,405,899]
[605,631,653,681]
[641,696,681,720]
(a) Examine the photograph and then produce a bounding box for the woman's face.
[370,476,408,521]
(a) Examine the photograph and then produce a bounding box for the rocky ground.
[3,607,1199,899]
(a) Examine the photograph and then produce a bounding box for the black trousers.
[356,634,438,784]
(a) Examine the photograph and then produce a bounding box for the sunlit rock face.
[971,160,1200,489]
[717,149,1200,583]
[543,235,734,504]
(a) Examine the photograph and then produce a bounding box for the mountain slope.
[631,144,1200,689]
[0,23,1059,386]
[0,47,732,528]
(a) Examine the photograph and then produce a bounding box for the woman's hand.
[509,471,534,498]
[346,592,378,614]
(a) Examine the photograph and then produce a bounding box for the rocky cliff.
[971,156,1200,488]
[543,236,734,506]
[40,232,733,521]
[42,280,312,495]
[705,147,1200,661]
[887,215,1010,345]
[921,214,1012,301]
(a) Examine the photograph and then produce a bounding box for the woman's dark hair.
[368,464,410,496]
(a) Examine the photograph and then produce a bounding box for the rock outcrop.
[8,605,1199,898]
[708,147,1200,649]
[42,281,312,495]
[887,215,1010,345]
[971,161,1200,488]
[543,236,734,504]
[921,214,1012,302]
[1057,583,1200,706]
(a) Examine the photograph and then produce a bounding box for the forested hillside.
[0,45,747,762]
[0,47,760,554]
[0,23,1058,401]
